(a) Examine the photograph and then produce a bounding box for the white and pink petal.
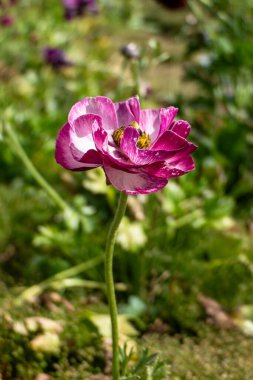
[139,106,178,144]
[139,109,160,142]
[114,96,140,127]
[68,96,118,133]
[70,114,102,154]
[144,156,195,178]
[103,160,168,194]
[159,106,178,137]
[55,123,102,170]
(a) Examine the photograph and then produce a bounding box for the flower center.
[112,126,126,146]
[112,122,151,150]
[136,131,151,149]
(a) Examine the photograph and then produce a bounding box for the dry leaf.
[198,294,235,329]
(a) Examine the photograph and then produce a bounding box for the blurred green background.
[1,0,253,379]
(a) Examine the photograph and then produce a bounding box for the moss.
[142,327,253,380]
[0,305,104,380]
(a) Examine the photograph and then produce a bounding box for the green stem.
[130,60,141,98]
[105,191,128,380]
[116,59,129,99]
[5,123,70,211]
[18,254,104,304]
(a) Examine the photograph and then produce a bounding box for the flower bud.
[120,43,140,60]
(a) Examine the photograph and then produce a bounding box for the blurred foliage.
[1,0,253,378]
[184,0,253,210]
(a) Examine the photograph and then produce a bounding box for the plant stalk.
[105,191,128,380]
[5,123,69,211]
[130,60,141,99]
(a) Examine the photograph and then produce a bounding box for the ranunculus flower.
[55,96,197,194]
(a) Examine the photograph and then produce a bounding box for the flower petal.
[69,143,103,166]
[92,120,108,151]
[145,156,195,178]
[70,114,101,153]
[92,121,131,167]
[69,115,103,165]
[172,120,191,138]
[114,96,140,127]
[160,107,178,134]
[120,126,171,165]
[151,130,190,151]
[171,155,195,172]
[68,96,118,133]
[55,123,101,170]
[139,106,178,143]
[139,109,160,142]
[164,142,197,164]
[103,160,168,194]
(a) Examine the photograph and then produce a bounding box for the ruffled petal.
[172,120,191,138]
[92,120,108,152]
[69,143,103,166]
[114,96,140,127]
[103,160,168,194]
[119,127,139,161]
[151,130,190,151]
[69,115,103,165]
[70,114,101,154]
[171,155,195,172]
[92,121,131,167]
[144,156,195,178]
[139,106,178,143]
[68,96,118,133]
[164,142,197,164]
[55,123,101,170]
[159,107,178,134]
[139,109,160,142]
[120,126,177,165]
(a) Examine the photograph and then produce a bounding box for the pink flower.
[55,96,197,194]
[0,15,14,26]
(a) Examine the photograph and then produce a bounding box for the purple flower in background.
[0,15,14,26]
[55,96,196,194]
[62,0,98,20]
[43,47,71,69]
[120,43,140,60]
[156,0,187,9]
[0,0,17,26]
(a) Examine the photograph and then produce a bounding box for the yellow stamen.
[130,121,140,129]
[137,131,151,149]
[112,122,151,150]
[112,126,126,146]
